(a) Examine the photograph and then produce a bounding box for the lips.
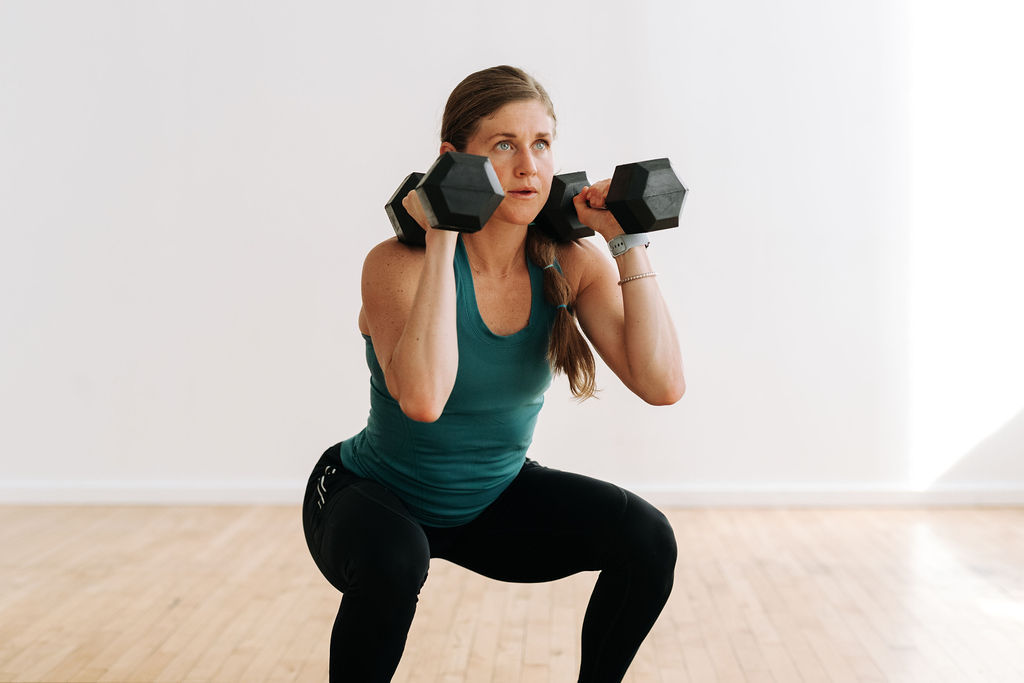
[507,187,539,199]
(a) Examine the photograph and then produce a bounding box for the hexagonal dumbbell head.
[532,170,596,243]
[415,152,505,232]
[606,158,687,233]
[385,172,427,246]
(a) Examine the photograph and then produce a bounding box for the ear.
[439,141,458,155]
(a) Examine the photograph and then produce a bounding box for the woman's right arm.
[360,227,460,423]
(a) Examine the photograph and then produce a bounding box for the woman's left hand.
[572,180,625,241]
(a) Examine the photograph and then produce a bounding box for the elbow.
[398,393,448,423]
[641,376,686,406]
[400,402,444,423]
[645,386,685,406]
[386,370,451,423]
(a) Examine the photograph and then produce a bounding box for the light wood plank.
[2,506,1024,682]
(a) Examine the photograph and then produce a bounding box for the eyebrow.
[488,132,553,140]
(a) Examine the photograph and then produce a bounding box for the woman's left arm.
[566,183,686,405]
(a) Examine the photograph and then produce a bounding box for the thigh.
[431,460,631,583]
[303,445,430,594]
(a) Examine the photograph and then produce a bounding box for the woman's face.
[458,99,555,228]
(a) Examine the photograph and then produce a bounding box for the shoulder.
[362,237,426,288]
[555,235,606,266]
[361,238,426,313]
[363,236,425,271]
[359,237,425,336]
[555,237,614,295]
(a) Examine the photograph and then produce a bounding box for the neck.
[461,220,529,277]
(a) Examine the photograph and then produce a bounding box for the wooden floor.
[1,507,1023,683]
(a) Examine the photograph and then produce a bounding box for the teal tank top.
[339,237,557,527]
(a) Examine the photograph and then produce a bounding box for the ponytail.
[526,226,597,399]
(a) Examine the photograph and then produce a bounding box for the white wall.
[1,0,1021,504]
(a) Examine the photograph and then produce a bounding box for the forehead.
[476,100,554,137]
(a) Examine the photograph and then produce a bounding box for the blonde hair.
[442,66,597,399]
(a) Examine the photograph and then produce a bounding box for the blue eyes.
[495,140,549,152]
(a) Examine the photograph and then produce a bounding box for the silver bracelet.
[618,271,657,285]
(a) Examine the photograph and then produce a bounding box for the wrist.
[607,233,650,258]
[597,227,625,242]
[424,228,459,249]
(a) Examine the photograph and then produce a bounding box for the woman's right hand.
[402,189,458,249]
[401,189,431,233]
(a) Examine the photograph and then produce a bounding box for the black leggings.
[302,443,677,683]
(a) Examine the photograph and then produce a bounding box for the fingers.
[583,179,612,209]
[402,190,431,230]
[573,180,610,209]
[572,182,623,240]
[572,187,602,215]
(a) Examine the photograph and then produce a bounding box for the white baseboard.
[0,480,307,505]
[629,482,1024,507]
[1,480,1023,506]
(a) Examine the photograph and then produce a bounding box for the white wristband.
[608,233,650,258]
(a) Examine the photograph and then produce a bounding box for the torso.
[346,235,563,527]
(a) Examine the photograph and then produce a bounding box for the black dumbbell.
[533,158,688,243]
[386,152,505,246]
[531,170,595,242]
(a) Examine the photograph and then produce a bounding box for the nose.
[515,148,537,177]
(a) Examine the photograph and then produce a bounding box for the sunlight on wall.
[909,1,1024,488]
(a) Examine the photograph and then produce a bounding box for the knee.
[621,493,677,590]
[319,516,430,601]
[342,535,431,602]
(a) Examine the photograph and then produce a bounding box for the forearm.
[386,232,459,421]
[614,246,685,404]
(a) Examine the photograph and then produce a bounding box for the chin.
[518,202,548,224]
[492,208,538,228]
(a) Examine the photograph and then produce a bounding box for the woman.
[303,65,685,682]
